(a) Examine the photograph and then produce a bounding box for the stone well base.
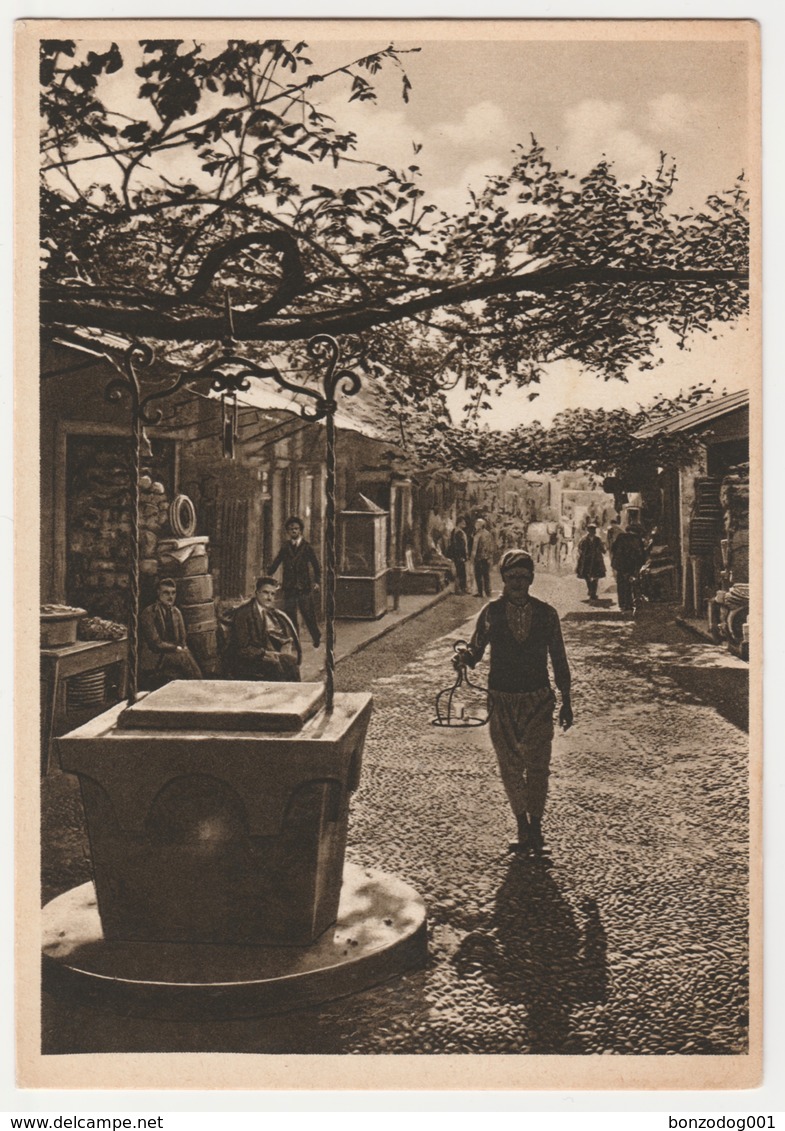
[42,863,427,1021]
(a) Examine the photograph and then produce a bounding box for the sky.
[303,31,755,427]
[6,5,784,1118]
[42,25,757,430]
[311,35,750,217]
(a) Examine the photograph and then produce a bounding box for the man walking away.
[139,577,202,690]
[267,515,322,648]
[471,518,494,598]
[447,516,469,594]
[576,523,606,602]
[611,523,647,612]
[454,549,573,853]
[606,517,622,556]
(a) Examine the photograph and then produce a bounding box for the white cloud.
[646,92,709,137]
[460,320,752,432]
[431,156,506,215]
[436,100,509,147]
[315,91,424,169]
[560,98,660,185]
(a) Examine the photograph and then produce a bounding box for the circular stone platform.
[42,863,427,1020]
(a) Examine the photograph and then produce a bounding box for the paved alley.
[42,569,750,1056]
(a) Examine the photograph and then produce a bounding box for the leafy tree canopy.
[421,385,720,479]
[40,37,749,423]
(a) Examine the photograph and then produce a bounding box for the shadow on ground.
[452,856,608,1054]
[576,605,749,733]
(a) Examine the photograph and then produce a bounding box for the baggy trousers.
[488,686,555,819]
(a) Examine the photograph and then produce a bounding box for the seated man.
[139,577,202,689]
[226,576,302,682]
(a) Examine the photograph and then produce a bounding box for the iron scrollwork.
[305,334,362,419]
[105,332,361,425]
[102,331,362,710]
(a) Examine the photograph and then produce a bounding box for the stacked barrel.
[157,533,220,677]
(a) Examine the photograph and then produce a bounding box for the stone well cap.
[118,680,325,733]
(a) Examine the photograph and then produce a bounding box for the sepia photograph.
[15,16,761,1091]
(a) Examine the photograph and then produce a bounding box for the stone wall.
[65,435,175,623]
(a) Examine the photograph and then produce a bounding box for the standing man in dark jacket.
[576,524,606,601]
[139,577,202,689]
[471,518,495,598]
[611,524,647,611]
[267,515,322,648]
[447,516,470,594]
[454,549,573,853]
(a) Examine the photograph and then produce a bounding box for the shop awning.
[633,390,749,438]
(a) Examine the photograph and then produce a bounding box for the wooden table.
[40,638,128,775]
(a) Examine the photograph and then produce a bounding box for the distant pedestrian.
[453,549,573,853]
[139,577,202,689]
[606,518,622,555]
[447,517,470,594]
[576,524,606,601]
[267,516,322,648]
[226,576,302,681]
[471,518,494,597]
[611,524,647,612]
[558,516,575,567]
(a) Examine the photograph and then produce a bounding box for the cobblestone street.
[42,569,751,1057]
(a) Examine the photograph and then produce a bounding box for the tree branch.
[40,262,747,342]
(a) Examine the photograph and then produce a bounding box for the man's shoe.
[528,815,544,850]
[509,814,532,853]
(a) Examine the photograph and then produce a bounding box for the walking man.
[267,515,322,648]
[447,516,470,594]
[471,517,494,598]
[454,549,573,852]
[610,523,647,612]
[139,577,202,689]
[576,523,606,601]
[606,517,622,556]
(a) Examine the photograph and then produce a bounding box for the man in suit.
[139,577,202,689]
[610,523,647,612]
[576,523,606,602]
[226,576,302,681]
[447,516,469,594]
[470,517,495,598]
[267,515,322,648]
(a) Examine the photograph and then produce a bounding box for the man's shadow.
[453,856,608,1053]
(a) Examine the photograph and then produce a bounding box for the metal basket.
[432,641,490,728]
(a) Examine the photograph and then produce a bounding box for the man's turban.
[499,550,535,575]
